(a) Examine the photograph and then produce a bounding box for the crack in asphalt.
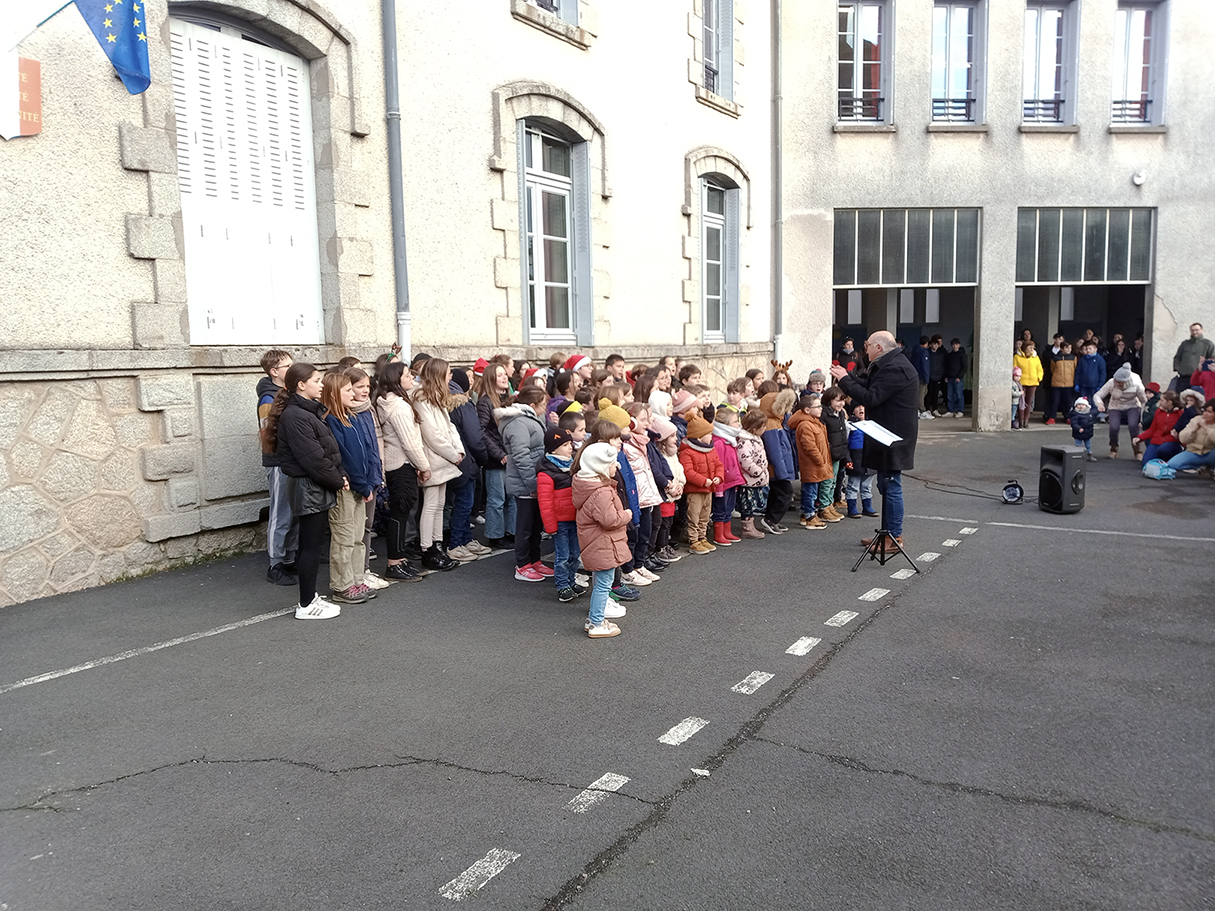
[0,753,655,815]
[751,737,1215,844]
[538,592,911,911]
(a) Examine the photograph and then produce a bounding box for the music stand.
[852,528,920,573]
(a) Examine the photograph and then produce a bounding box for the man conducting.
[831,332,919,550]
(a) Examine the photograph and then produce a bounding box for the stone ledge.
[143,512,202,542]
[834,122,896,133]
[694,87,740,119]
[1108,124,1167,134]
[200,498,268,531]
[926,123,988,133]
[1019,123,1079,133]
[509,0,594,49]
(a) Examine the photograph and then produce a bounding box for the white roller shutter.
[170,18,323,346]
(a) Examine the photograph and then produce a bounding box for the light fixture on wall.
[1131,170,1147,187]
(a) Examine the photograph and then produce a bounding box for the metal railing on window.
[1111,99,1151,123]
[838,95,884,121]
[931,97,974,122]
[1023,98,1063,122]
[704,63,719,95]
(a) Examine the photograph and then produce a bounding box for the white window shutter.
[718,0,735,100]
[571,140,594,347]
[724,188,741,343]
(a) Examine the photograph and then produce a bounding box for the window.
[701,181,738,343]
[170,17,323,345]
[931,2,984,122]
[1112,3,1166,124]
[703,0,734,101]
[838,2,889,121]
[528,0,577,25]
[520,124,590,343]
[1023,3,1077,123]
[834,208,980,288]
[1015,208,1154,284]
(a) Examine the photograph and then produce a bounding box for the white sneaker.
[586,621,622,638]
[604,602,627,619]
[295,594,340,620]
[363,571,391,589]
[447,545,478,563]
[465,540,493,556]
[636,566,661,582]
[620,570,651,587]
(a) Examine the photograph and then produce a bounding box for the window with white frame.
[521,124,590,343]
[838,2,889,122]
[1023,3,1077,123]
[527,0,577,25]
[1112,2,1166,124]
[170,16,323,345]
[701,177,740,343]
[703,0,734,100]
[931,2,984,122]
[833,208,980,288]
[1015,208,1154,284]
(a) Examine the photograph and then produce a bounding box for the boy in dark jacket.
[537,428,583,601]
[844,403,877,518]
[1074,342,1107,421]
[942,339,969,417]
[447,371,491,561]
[1069,397,1097,461]
[258,349,298,585]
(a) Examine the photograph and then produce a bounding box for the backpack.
[1142,458,1176,481]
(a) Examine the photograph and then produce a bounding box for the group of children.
[256,348,879,637]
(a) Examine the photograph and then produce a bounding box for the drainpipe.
[771,0,784,362]
[382,0,411,356]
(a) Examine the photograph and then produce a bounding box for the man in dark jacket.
[832,331,919,546]
[908,336,932,419]
[926,335,947,416]
[942,338,969,417]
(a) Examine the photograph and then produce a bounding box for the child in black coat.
[1069,396,1097,462]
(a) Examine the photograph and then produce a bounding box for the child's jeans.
[1074,438,1092,454]
[447,478,475,548]
[845,470,874,502]
[817,461,840,508]
[553,520,581,590]
[589,569,614,626]
[800,481,819,516]
[711,487,738,522]
[738,485,768,517]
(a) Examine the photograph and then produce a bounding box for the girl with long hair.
[374,360,429,582]
[475,362,516,547]
[264,362,347,620]
[409,358,466,571]
[321,372,377,604]
[344,367,389,590]
[497,384,549,581]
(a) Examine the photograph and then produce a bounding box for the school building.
[0,0,1211,605]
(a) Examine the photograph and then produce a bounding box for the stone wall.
[0,376,264,608]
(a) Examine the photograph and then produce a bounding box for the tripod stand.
[851,528,920,573]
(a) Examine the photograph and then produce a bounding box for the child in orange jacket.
[678,413,724,554]
[787,394,833,529]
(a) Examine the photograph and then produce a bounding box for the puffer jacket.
[759,390,797,481]
[1190,362,1215,402]
[476,393,508,466]
[821,407,849,461]
[1179,416,1215,455]
[788,410,832,483]
[409,389,465,487]
[1074,353,1106,390]
[646,435,675,500]
[572,473,632,571]
[1050,354,1076,388]
[447,382,486,487]
[736,429,769,487]
[497,404,545,497]
[1069,408,1095,441]
[679,438,724,494]
[624,434,662,508]
[276,394,346,491]
[616,450,640,523]
[536,454,576,532]
[325,413,378,499]
[1095,375,1146,413]
[376,392,429,475]
[1013,351,1044,387]
[1136,407,1181,445]
[710,421,745,491]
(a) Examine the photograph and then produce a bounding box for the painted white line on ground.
[691,768,711,777]
[786,636,821,656]
[890,568,916,580]
[986,521,1215,543]
[959,527,978,535]
[907,513,981,524]
[439,849,520,901]
[732,671,775,695]
[565,773,630,814]
[0,608,295,696]
[659,717,710,745]
[858,588,889,602]
[919,553,941,562]
[942,539,962,547]
[824,610,860,627]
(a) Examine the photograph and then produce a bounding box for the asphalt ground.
[1,419,1212,910]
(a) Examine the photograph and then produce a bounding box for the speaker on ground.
[1039,446,1085,514]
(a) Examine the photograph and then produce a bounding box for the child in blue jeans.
[536,428,585,602]
[572,442,631,639]
[1069,397,1097,461]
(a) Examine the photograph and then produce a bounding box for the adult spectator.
[835,338,860,374]
[1105,338,1132,377]
[1164,401,1215,476]
[1094,363,1147,459]
[832,332,919,551]
[1013,340,1045,427]
[926,335,947,416]
[1129,335,1145,376]
[1173,324,1214,390]
[909,336,931,419]
[942,338,969,418]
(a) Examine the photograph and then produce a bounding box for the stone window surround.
[509,0,598,50]
[488,81,612,349]
[688,0,741,118]
[680,146,752,346]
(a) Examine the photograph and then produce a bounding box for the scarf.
[545,454,572,471]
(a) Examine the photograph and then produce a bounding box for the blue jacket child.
[326,412,379,498]
[1074,352,1107,392]
[1068,402,1096,441]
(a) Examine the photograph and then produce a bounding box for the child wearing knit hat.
[537,428,585,601]
[679,413,725,554]
[649,415,686,562]
[572,441,631,638]
[1069,396,1097,461]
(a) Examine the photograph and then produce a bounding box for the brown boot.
[818,507,843,524]
[740,517,765,539]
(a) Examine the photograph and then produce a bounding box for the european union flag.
[75,0,150,94]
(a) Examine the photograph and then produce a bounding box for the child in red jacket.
[536,428,582,601]
[679,413,724,555]
[710,408,745,546]
[1135,390,1183,466]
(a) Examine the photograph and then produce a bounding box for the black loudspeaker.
[1039,446,1085,514]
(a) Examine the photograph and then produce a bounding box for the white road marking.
[942,539,961,547]
[0,608,294,696]
[659,717,709,745]
[691,768,711,777]
[919,553,941,562]
[858,588,889,602]
[890,568,916,580]
[907,513,980,523]
[786,636,821,656]
[959,527,978,535]
[731,672,775,695]
[824,610,860,627]
[986,521,1215,543]
[439,849,520,901]
[565,773,630,814]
